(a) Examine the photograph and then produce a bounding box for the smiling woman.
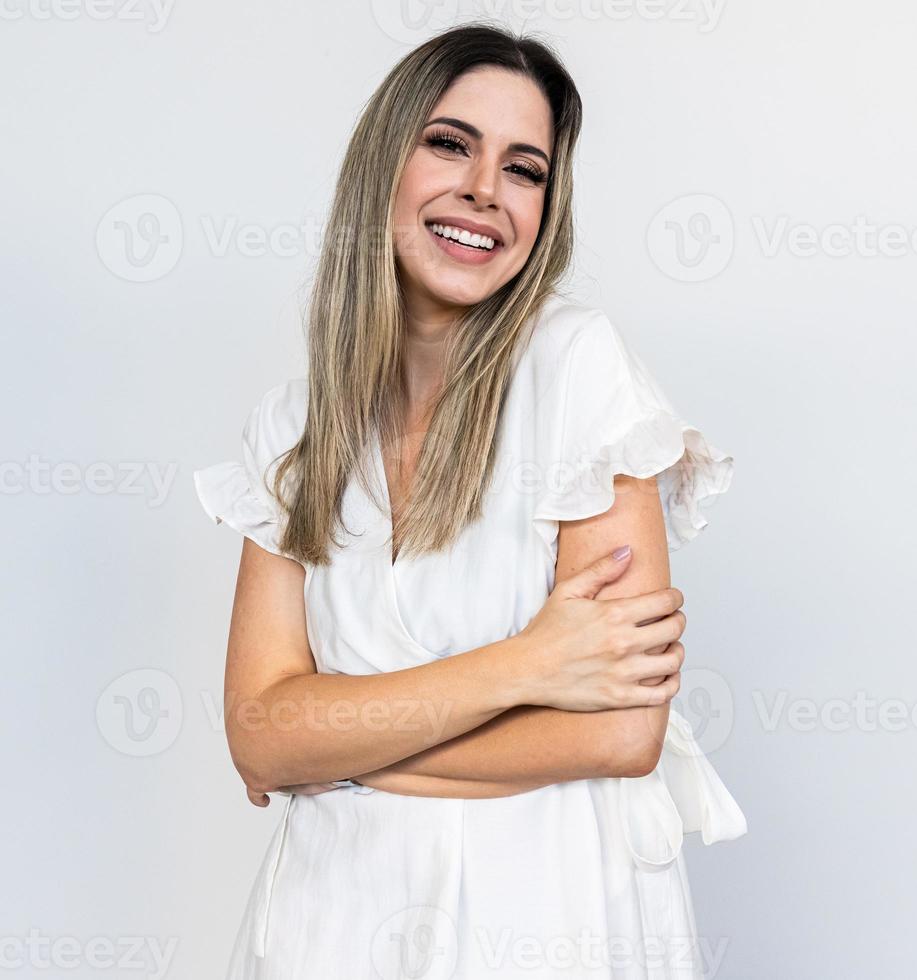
[393,67,554,313]
[193,21,745,980]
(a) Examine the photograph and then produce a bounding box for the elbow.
[599,715,667,779]
[232,753,296,796]
[604,746,661,779]
[621,742,664,778]
[226,725,288,794]
[226,722,328,793]
[228,735,272,793]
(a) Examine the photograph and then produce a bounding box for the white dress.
[193,293,748,979]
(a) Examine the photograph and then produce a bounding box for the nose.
[457,153,501,209]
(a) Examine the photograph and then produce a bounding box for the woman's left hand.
[245,782,342,806]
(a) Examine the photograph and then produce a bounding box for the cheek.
[508,192,546,249]
[395,153,449,214]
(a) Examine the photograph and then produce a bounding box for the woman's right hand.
[518,547,685,712]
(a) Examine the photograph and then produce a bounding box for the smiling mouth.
[424,221,503,252]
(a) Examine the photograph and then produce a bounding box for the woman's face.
[392,65,554,317]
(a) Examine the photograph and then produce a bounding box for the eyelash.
[424,128,548,185]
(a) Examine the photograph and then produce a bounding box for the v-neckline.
[366,299,549,569]
[362,428,437,658]
[370,430,402,568]
[371,422,430,567]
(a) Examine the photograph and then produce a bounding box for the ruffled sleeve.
[618,707,748,872]
[193,379,308,562]
[531,310,734,553]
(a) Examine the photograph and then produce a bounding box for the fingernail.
[612,545,631,560]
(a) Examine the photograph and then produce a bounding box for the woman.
[194,22,747,980]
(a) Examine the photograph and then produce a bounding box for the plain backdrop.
[3,2,915,977]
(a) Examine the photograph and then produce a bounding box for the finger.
[615,670,681,708]
[246,786,270,807]
[632,642,685,682]
[601,586,684,624]
[277,782,342,796]
[642,671,680,705]
[295,782,341,795]
[627,610,687,652]
[558,548,633,599]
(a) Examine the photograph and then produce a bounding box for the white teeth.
[428,222,496,251]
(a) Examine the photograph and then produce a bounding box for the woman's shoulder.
[518,293,735,553]
[246,376,309,455]
[526,293,629,366]
[252,375,309,425]
[515,295,645,406]
[192,375,308,562]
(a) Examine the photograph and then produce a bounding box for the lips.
[425,222,503,264]
[424,216,504,247]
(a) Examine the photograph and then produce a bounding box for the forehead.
[430,67,554,152]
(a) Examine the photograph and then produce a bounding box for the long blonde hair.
[274,21,583,566]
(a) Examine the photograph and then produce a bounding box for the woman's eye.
[425,132,547,185]
[427,135,466,154]
[507,162,547,184]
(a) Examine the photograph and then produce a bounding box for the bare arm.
[345,474,679,796]
[225,537,540,794]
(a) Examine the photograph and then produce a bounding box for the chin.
[420,274,503,310]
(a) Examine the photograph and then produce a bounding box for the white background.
[3,1,915,977]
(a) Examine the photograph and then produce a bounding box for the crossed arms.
[225,474,673,800]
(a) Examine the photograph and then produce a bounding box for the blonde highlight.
[272,22,583,567]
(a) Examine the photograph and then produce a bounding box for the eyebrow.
[424,115,552,168]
